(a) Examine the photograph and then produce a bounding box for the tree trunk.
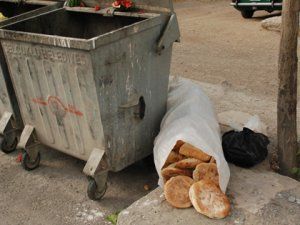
[277,0,299,177]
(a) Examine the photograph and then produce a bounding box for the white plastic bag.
[244,115,267,135]
[154,78,230,193]
[218,111,267,135]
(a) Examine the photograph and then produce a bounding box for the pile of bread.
[161,141,231,219]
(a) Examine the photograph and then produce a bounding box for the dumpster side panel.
[91,24,171,171]
[2,41,105,160]
[0,45,22,126]
[0,1,63,129]
[0,66,13,116]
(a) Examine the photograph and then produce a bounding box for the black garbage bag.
[222,127,269,168]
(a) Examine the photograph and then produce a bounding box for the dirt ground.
[172,0,285,98]
[0,0,292,224]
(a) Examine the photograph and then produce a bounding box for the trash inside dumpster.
[0,0,63,154]
[0,0,180,200]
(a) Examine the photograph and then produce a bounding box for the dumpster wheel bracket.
[17,125,38,150]
[83,148,107,177]
[18,125,41,171]
[84,148,108,200]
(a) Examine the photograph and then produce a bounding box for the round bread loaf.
[189,180,231,219]
[172,140,185,153]
[175,158,202,169]
[193,163,219,186]
[164,151,185,168]
[162,167,193,183]
[179,143,211,162]
[164,176,194,208]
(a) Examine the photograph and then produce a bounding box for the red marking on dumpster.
[17,152,22,163]
[32,96,83,117]
[32,98,47,106]
[66,104,84,117]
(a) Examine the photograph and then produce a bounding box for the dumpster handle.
[64,5,116,17]
[119,98,140,109]
[119,96,146,119]
[157,13,180,55]
[103,7,116,17]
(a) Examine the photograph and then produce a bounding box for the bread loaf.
[179,143,211,162]
[164,176,194,208]
[164,151,185,167]
[172,140,185,153]
[189,180,230,219]
[162,167,193,183]
[193,163,219,186]
[175,158,202,169]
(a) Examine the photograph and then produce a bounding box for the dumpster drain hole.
[139,97,145,119]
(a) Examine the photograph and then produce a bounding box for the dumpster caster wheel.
[87,178,107,201]
[1,136,18,154]
[21,151,40,171]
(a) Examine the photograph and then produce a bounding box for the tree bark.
[277,0,299,176]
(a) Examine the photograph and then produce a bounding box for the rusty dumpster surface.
[0,0,63,153]
[0,0,180,200]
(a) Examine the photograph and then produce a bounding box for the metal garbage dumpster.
[0,0,63,154]
[0,0,180,200]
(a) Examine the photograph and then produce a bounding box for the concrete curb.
[117,165,300,225]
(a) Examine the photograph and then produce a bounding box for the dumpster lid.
[81,0,174,13]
